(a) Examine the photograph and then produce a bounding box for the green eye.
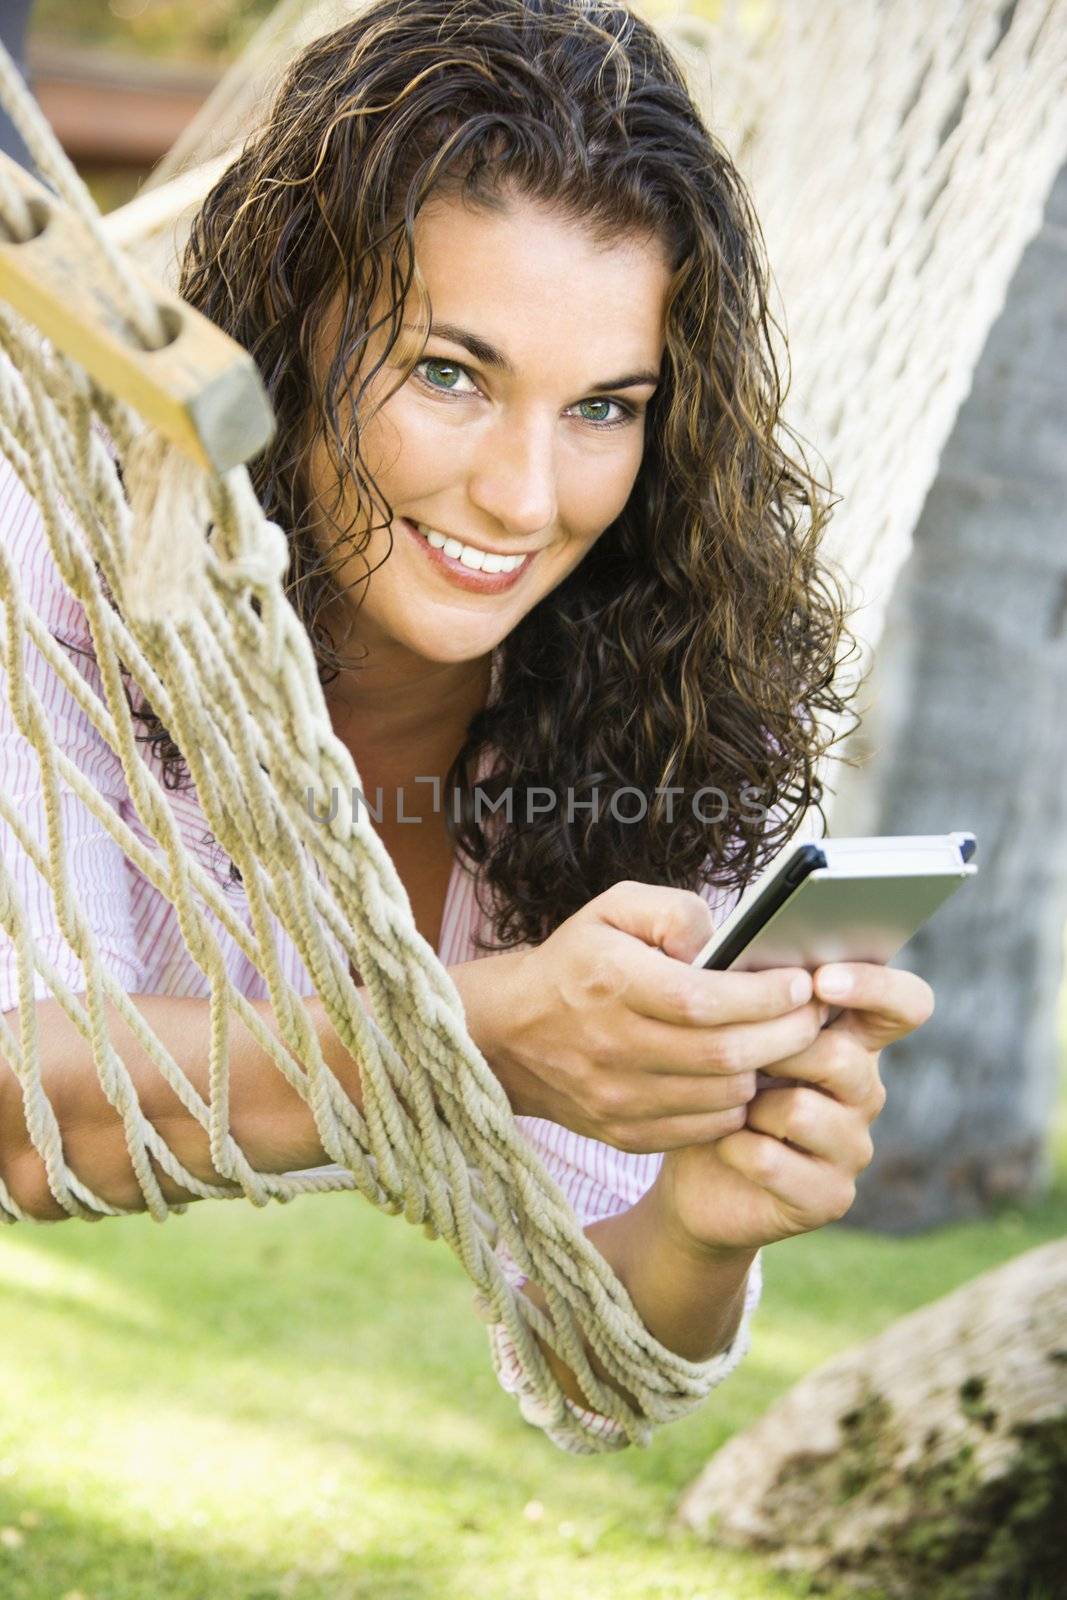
[576,398,613,422]
[421,359,463,388]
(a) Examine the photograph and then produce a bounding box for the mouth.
[401,517,537,594]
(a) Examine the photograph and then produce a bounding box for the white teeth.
[414,522,526,573]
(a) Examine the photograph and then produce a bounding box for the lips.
[401,517,535,594]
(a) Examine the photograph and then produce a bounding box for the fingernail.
[819,966,853,998]
[789,973,811,1004]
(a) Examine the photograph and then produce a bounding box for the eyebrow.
[406,320,661,391]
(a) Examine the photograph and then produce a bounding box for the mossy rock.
[674,1241,1067,1600]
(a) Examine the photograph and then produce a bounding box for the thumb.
[591,880,716,964]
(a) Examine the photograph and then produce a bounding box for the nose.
[466,409,558,540]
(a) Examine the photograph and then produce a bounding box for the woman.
[0,0,933,1451]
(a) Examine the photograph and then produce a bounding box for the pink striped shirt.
[0,452,762,1452]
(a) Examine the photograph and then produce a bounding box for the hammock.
[0,0,1064,1458]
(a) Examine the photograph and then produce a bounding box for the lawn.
[0,1054,1063,1600]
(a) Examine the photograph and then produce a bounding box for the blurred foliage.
[31,0,277,65]
[31,0,756,65]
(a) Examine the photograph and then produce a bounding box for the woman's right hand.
[468,879,826,1153]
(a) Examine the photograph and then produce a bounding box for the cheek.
[360,390,460,489]
[560,433,646,535]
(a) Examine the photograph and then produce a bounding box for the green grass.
[0,1062,1063,1600]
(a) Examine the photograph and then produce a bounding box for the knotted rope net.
[658,0,1067,664]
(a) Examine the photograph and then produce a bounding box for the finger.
[625,998,827,1078]
[606,1103,756,1155]
[621,1069,761,1119]
[753,1025,885,1113]
[813,962,934,1049]
[628,952,814,1029]
[594,880,719,965]
[713,1126,857,1223]
[745,1085,875,1173]
[580,1071,760,1150]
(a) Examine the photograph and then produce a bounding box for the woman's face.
[309,189,673,674]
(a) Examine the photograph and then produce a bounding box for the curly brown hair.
[140,0,859,952]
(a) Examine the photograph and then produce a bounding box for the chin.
[398,625,503,666]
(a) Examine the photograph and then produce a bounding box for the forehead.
[405,190,672,367]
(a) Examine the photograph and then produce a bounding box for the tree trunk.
[827,160,1067,1231]
[674,1240,1067,1600]
[0,0,35,173]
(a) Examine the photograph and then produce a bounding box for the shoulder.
[0,450,93,648]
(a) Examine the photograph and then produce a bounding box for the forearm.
[0,987,370,1217]
[0,955,529,1222]
[519,1181,758,1412]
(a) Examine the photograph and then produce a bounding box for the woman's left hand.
[652,962,935,1256]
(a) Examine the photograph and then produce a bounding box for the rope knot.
[213,517,290,596]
